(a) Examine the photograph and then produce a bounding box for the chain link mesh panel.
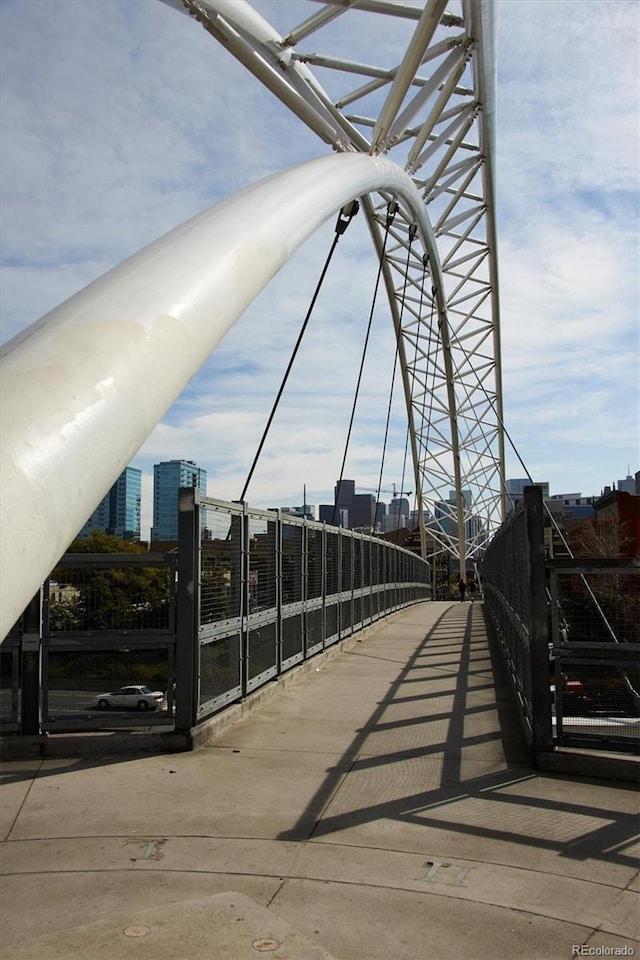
[307,527,323,600]
[282,521,303,606]
[282,613,304,667]
[199,633,242,710]
[551,566,640,752]
[48,561,173,633]
[248,514,277,615]
[0,644,19,725]
[201,509,242,625]
[247,622,278,687]
[483,505,532,724]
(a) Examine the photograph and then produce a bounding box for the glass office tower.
[151,460,207,541]
[79,466,142,541]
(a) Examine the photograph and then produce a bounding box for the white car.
[550,684,640,741]
[92,685,164,712]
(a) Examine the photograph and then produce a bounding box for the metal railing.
[549,559,639,753]
[42,553,177,732]
[483,485,639,755]
[176,490,431,729]
[1,493,430,738]
[0,626,21,732]
[482,486,553,751]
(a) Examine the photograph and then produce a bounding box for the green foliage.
[50,533,171,632]
[67,531,147,555]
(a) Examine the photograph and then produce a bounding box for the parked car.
[551,683,640,740]
[91,685,164,712]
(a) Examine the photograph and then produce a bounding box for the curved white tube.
[0,152,445,640]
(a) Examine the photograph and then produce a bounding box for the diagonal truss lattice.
[162,0,506,565]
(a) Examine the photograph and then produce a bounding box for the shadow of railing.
[278,603,638,871]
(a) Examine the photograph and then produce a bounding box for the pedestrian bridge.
[1,0,638,764]
[1,4,638,954]
[2,486,638,764]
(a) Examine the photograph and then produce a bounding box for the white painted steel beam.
[0,153,445,642]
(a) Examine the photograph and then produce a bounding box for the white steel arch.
[1,154,444,642]
[160,0,506,571]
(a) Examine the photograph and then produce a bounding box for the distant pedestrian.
[467,578,477,602]
[458,577,466,602]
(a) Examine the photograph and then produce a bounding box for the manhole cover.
[123,924,151,938]
[252,938,280,952]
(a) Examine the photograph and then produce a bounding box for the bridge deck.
[1,602,638,959]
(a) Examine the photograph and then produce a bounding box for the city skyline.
[1,1,638,541]
[84,460,638,544]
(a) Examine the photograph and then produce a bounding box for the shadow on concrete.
[0,747,172,786]
[278,603,639,871]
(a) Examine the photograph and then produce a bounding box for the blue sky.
[1,0,638,539]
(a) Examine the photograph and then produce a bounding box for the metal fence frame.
[176,489,431,729]
[483,485,639,755]
[0,634,21,732]
[1,494,430,739]
[549,559,639,753]
[482,486,553,751]
[42,553,178,732]
[0,554,178,735]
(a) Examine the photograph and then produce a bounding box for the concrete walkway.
[1,602,638,960]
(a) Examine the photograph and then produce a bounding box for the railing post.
[524,485,553,751]
[20,589,42,735]
[176,486,200,734]
[302,519,308,656]
[276,510,282,674]
[321,522,327,643]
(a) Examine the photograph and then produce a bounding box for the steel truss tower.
[162,0,506,570]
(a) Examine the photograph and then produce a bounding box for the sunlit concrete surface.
[1,602,638,959]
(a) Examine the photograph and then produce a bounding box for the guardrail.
[175,490,431,730]
[549,559,639,753]
[1,492,431,739]
[45,554,176,733]
[481,486,553,751]
[483,485,639,756]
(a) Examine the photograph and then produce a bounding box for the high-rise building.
[434,489,472,537]
[280,504,316,521]
[382,513,407,533]
[617,474,635,495]
[79,466,142,541]
[319,504,348,527]
[505,478,529,504]
[505,478,549,512]
[152,460,207,541]
[375,501,387,529]
[389,497,410,520]
[409,508,432,529]
[319,479,377,531]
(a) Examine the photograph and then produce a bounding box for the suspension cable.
[239,200,359,503]
[375,223,416,531]
[403,260,438,544]
[332,201,397,526]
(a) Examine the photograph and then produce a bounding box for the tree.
[565,515,639,645]
[569,515,632,558]
[49,533,172,632]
